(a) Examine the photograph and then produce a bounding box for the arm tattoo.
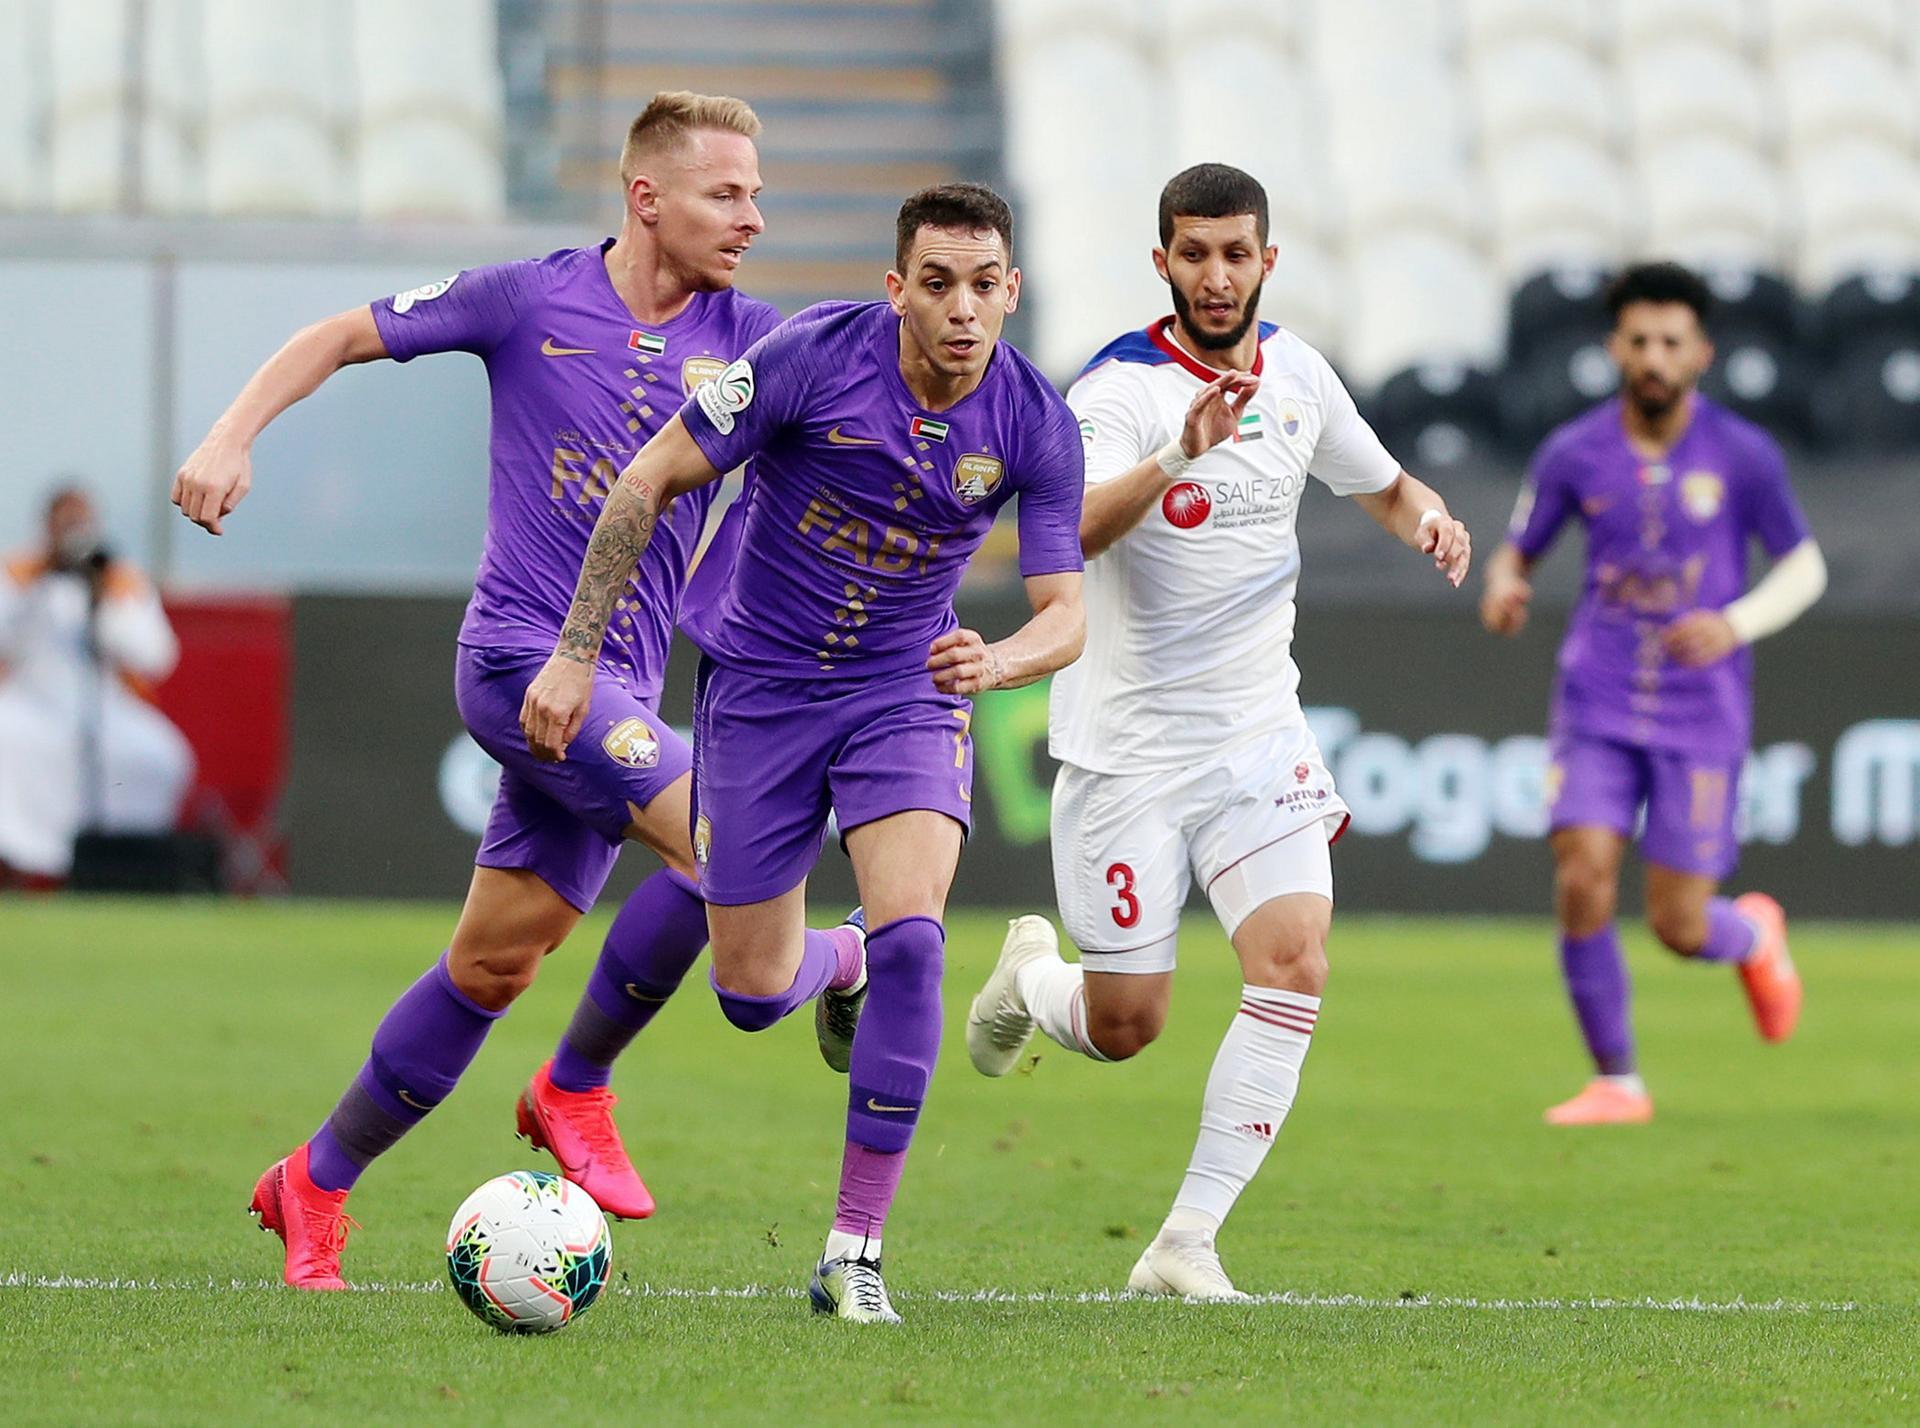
[555,472,659,662]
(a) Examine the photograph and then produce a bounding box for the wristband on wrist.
[1155,440,1195,479]
[1417,508,1445,530]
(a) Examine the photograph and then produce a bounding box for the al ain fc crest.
[954,452,1005,506]
[1679,470,1725,522]
[602,717,660,769]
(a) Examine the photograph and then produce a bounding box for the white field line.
[0,1273,1858,1314]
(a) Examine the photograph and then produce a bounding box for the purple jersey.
[676,301,1085,680]
[371,242,780,698]
[1510,395,1811,756]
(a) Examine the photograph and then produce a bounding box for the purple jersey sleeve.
[1014,393,1088,578]
[1510,432,1579,561]
[1735,429,1813,558]
[370,263,539,363]
[676,321,815,474]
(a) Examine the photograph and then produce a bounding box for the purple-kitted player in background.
[522,183,1088,1322]
[171,93,861,1289]
[1481,262,1828,1127]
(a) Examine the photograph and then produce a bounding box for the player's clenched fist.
[171,435,253,536]
[520,653,594,762]
[927,628,1005,696]
[1418,512,1473,588]
[1662,609,1740,668]
[1480,568,1532,636]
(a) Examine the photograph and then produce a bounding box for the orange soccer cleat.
[515,1061,656,1220]
[1543,1078,1654,1126]
[1734,893,1801,1043]
[249,1143,357,1290]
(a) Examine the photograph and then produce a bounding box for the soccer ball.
[445,1170,612,1333]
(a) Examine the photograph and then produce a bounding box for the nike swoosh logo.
[826,425,882,445]
[623,982,670,1003]
[541,337,595,356]
[396,1089,432,1111]
[866,1097,916,1114]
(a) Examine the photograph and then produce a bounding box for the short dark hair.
[1606,261,1713,327]
[894,183,1015,271]
[1158,163,1270,247]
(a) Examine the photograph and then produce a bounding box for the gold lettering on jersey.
[796,497,843,539]
[873,528,918,573]
[953,453,1005,506]
[821,518,872,562]
[681,355,727,395]
[796,495,943,574]
[550,447,616,503]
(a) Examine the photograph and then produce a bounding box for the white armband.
[1724,540,1827,645]
[1154,439,1195,479]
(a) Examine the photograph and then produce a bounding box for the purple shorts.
[690,656,974,905]
[1547,732,1741,879]
[454,644,692,913]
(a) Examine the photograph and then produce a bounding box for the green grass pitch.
[3,898,1916,1425]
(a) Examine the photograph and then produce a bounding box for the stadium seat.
[1505,264,1611,365]
[49,0,130,212]
[1700,331,1814,444]
[1485,138,1628,279]
[1470,40,1615,157]
[1003,32,1160,216]
[1323,61,1473,240]
[203,0,342,217]
[1621,42,1769,154]
[992,0,1160,48]
[1308,0,1454,75]
[139,0,203,215]
[1792,139,1920,290]
[1811,332,1920,451]
[0,0,47,210]
[1160,0,1297,54]
[352,0,504,222]
[1342,235,1504,388]
[1799,232,1920,295]
[1499,327,1620,446]
[1365,360,1506,472]
[1776,44,1918,162]
[1814,270,1920,354]
[1459,0,1605,58]
[1762,0,1907,63]
[1167,47,1329,241]
[1638,137,1788,270]
[1698,267,1802,344]
[1616,0,1757,56]
[1262,240,1346,358]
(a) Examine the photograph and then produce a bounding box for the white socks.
[1171,985,1319,1227]
[1016,955,1112,1062]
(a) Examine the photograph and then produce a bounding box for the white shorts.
[1051,721,1349,975]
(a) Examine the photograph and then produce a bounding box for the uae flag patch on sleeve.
[909,416,949,443]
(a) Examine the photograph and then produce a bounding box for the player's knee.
[1554,860,1617,933]
[1648,902,1707,957]
[1242,934,1328,996]
[712,983,785,1033]
[447,944,544,1012]
[1087,1001,1165,1061]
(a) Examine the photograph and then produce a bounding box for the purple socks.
[1693,898,1760,964]
[711,925,862,1032]
[306,952,503,1193]
[550,869,709,1092]
[1558,925,1635,1077]
[845,916,945,1153]
[833,1143,907,1239]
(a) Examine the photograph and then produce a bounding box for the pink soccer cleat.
[1543,1078,1654,1126]
[515,1060,656,1220]
[249,1143,357,1290]
[1735,893,1801,1043]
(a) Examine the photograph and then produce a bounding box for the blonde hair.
[619,91,762,187]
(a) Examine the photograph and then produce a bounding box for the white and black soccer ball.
[445,1170,611,1334]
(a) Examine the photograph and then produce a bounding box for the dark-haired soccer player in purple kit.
[1482,262,1828,1127]
[522,182,1088,1322]
[170,93,868,1289]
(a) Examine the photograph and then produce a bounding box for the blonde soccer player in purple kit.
[171,93,869,1289]
[523,183,1088,1322]
[1482,262,1828,1127]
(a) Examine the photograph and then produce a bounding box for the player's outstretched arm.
[520,416,723,761]
[1080,370,1257,559]
[1480,542,1536,637]
[1352,470,1472,588]
[171,306,389,536]
[927,572,1084,695]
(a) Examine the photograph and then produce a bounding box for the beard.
[1171,279,1263,351]
[1623,375,1683,422]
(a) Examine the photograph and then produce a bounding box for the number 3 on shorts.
[1106,862,1140,929]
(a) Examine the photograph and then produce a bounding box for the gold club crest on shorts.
[602,717,660,769]
[954,452,1005,506]
[681,355,727,395]
[693,813,712,867]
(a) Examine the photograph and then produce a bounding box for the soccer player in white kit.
[964,165,1473,1299]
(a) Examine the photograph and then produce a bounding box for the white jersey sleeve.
[1306,348,1401,496]
[1068,362,1169,485]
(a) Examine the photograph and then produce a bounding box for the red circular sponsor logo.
[1162,481,1212,529]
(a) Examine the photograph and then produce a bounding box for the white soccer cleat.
[966,914,1059,1077]
[808,1254,902,1324]
[1127,1233,1252,1303]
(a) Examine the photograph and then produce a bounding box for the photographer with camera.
[0,484,193,882]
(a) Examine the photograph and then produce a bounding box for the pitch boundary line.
[0,1273,1858,1313]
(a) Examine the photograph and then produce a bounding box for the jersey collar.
[1148,315,1264,381]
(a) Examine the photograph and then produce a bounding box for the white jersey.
[1048,319,1400,774]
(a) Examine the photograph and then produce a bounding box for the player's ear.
[628,174,661,225]
[1151,247,1171,283]
[1003,267,1021,315]
[884,269,908,316]
[1262,245,1278,277]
